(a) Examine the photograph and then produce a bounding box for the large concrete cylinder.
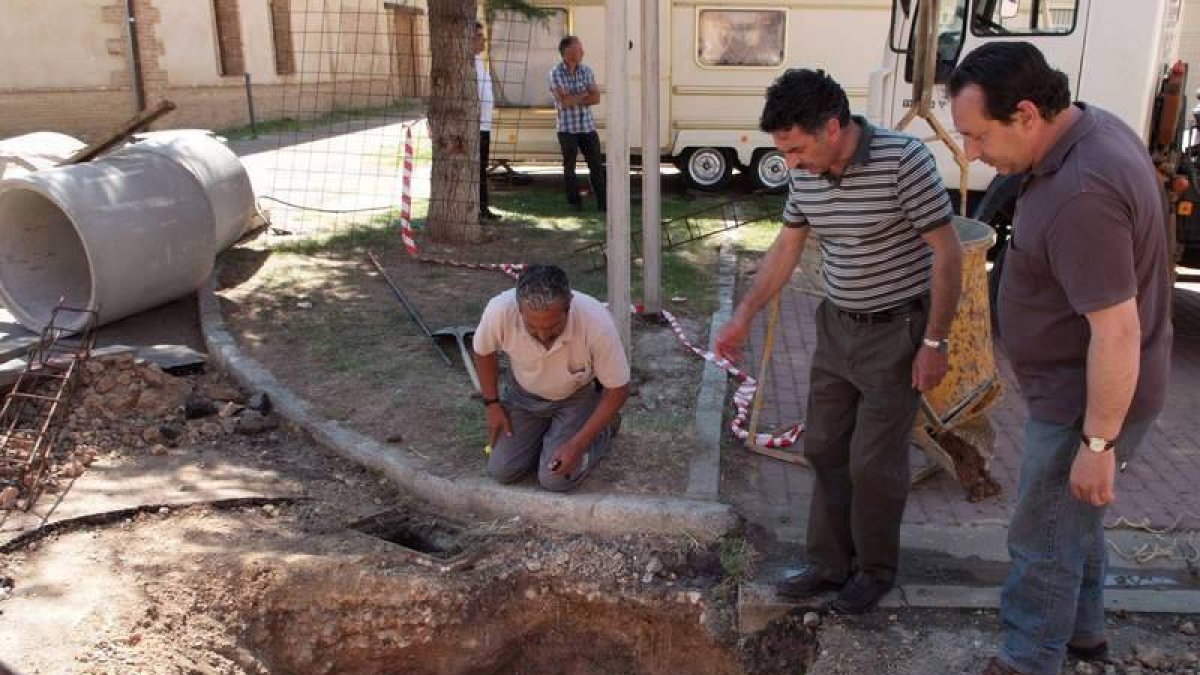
[117,131,254,250]
[0,152,216,332]
[0,132,86,180]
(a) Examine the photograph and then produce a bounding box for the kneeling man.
[473,264,629,491]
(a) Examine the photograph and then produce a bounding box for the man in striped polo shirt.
[548,35,606,212]
[716,69,963,614]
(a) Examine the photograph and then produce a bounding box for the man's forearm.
[1084,300,1140,440]
[567,385,629,451]
[732,228,807,324]
[925,236,962,340]
[475,352,501,401]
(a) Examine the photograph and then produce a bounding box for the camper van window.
[696,9,785,68]
[489,8,569,107]
[971,0,1078,36]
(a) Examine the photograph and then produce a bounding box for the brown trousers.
[802,297,925,583]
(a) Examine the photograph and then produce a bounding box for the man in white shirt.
[473,21,499,221]
[473,265,629,491]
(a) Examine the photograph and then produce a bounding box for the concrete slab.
[136,344,208,371]
[0,307,37,362]
[0,448,304,548]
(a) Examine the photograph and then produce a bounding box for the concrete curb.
[687,239,736,500]
[737,581,1200,633]
[198,274,739,542]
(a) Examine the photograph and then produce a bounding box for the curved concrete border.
[198,273,740,542]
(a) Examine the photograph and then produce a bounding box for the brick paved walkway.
[741,276,1200,531]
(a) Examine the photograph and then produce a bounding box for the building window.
[696,9,785,68]
[269,0,295,75]
[489,8,568,107]
[213,0,245,76]
[971,0,1078,36]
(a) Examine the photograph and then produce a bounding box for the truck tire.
[680,147,735,191]
[748,149,789,193]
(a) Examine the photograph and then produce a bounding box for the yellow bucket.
[925,216,1002,425]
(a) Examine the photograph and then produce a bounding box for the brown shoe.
[981,657,1026,675]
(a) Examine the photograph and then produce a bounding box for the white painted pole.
[640,0,662,314]
[606,0,631,352]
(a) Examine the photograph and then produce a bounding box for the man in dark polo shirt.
[715,69,963,614]
[949,42,1171,675]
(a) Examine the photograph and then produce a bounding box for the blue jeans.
[1000,417,1154,674]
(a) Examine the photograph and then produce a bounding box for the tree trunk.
[427,0,480,243]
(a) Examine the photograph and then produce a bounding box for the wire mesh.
[244,1,552,244]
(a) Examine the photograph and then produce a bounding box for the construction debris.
[0,306,96,511]
[0,342,280,511]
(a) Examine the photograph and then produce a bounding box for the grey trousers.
[487,380,616,492]
[802,298,925,583]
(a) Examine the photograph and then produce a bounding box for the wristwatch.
[921,336,949,354]
[1080,433,1115,454]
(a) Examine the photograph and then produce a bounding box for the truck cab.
[869,0,1196,255]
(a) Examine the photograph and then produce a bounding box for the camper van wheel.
[749,149,789,193]
[680,147,734,191]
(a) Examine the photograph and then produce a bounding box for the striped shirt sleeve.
[780,174,810,228]
[896,140,953,232]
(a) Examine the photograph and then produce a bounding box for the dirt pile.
[0,353,282,510]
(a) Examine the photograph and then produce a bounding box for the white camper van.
[486,0,893,192]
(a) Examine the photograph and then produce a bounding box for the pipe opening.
[0,186,92,330]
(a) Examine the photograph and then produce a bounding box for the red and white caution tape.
[394,127,802,450]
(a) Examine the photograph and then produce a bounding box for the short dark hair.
[759,69,850,135]
[516,264,571,310]
[948,41,1071,122]
[558,35,579,56]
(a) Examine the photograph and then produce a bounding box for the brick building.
[0,0,430,140]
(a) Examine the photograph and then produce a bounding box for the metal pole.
[606,0,631,352]
[244,72,258,139]
[640,0,662,314]
[124,0,146,113]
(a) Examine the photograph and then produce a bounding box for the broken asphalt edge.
[198,272,740,543]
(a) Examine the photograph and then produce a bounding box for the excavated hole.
[221,519,818,675]
[238,574,788,675]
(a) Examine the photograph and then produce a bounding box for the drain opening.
[349,507,468,560]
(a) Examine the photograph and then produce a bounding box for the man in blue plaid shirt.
[548,35,606,212]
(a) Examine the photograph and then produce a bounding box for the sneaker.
[480,209,502,221]
[774,567,846,599]
[829,572,893,614]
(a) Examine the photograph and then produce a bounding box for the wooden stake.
[746,291,781,448]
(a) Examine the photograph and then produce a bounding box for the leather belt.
[836,297,925,325]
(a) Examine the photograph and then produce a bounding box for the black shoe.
[1066,640,1108,662]
[480,209,502,221]
[830,572,893,614]
[775,567,846,599]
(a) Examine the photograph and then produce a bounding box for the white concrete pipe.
[118,131,254,250]
[0,132,86,180]
[0,151,216,332]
